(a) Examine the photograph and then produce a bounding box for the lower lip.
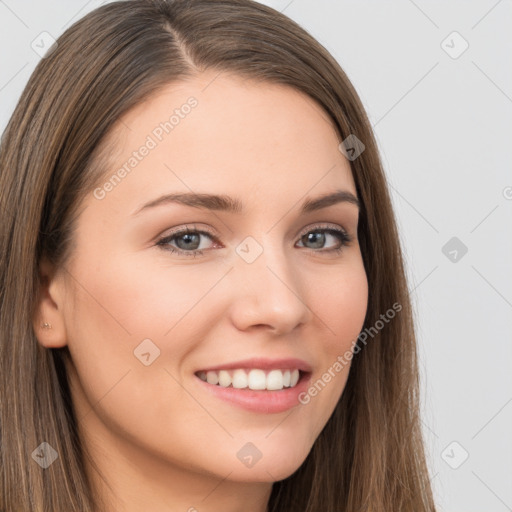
[195,372,312,414]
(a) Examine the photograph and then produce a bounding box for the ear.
[32,257,68,348]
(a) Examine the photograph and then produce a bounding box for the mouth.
[192,357,313,413]
[193,367,312,414]
[194,368,306,391]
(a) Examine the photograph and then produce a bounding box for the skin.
[34,70,368,512]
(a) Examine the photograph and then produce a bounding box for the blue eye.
[156,223,353,257]
[296,226,352,255]
[156,225,215,258]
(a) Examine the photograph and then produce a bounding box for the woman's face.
[42,72,368,487]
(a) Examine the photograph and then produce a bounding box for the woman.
[0,0,437,510]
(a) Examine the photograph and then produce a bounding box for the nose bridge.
[229,233,311,332]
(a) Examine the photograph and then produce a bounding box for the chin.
[220,447,310,483]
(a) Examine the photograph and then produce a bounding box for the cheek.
[62,252,211,446]
[294,260,367,431]
[69,247,222,339]
[62,249,229,405]
[312,260,369,351]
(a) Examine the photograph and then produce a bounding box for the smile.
[196,368,301,391]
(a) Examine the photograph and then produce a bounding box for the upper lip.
[196,357,313,373]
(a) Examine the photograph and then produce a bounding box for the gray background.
[1,1,511,510]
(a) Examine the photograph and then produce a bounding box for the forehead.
[92,71,356,212]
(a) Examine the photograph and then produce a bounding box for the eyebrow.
[132,189,360,216]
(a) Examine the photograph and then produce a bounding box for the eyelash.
[156,223,353,258]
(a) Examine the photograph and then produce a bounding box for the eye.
[156,224,217,257]
[296,224,353,255]
[156,223,353,257]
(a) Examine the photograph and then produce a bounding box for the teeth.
[232,369,248,389]
[197,368,302,390]
[206,371,218,385]
[266,369,283,390]
[218,370,231,387]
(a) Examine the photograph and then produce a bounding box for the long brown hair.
[0,0,437,510]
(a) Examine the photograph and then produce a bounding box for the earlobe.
[32,258,68,348]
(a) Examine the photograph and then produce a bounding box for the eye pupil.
[177,233,200,250]
[304,232,325,249]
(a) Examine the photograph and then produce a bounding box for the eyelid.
[158,222,350,244]
[296,222,350,238]
[157,223,220,241]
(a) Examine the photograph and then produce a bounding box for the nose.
[227,238,313,335]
